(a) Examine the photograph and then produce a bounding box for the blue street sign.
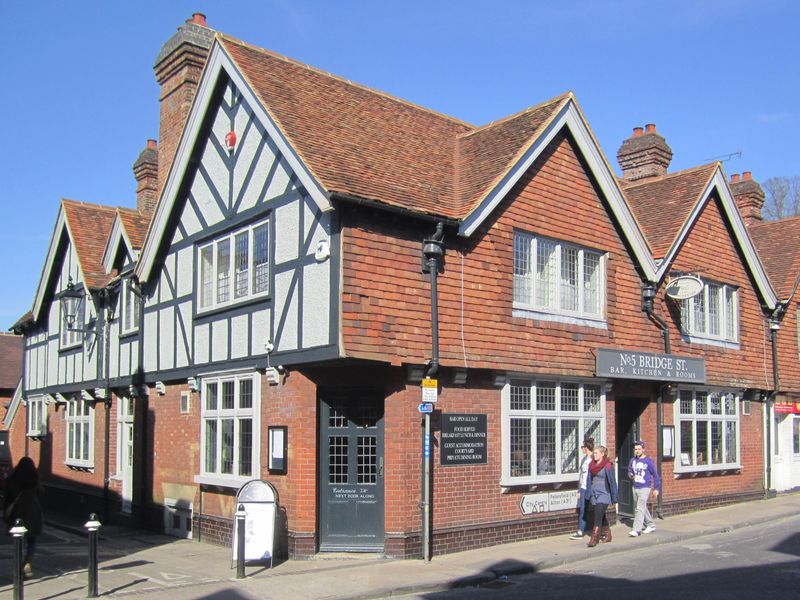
[418,403,434,413]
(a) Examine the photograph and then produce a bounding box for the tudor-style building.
[8,14,791,560]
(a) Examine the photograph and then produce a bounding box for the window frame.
[196,370,261,488]
[513,231,606,323]
[501,379,606,486]
[65,397,95,468]
[120,278,140,335]
[197,218,270,313]
[680,280,739,344]
[26,395,47,437]
[115,396,135,477]
[674,389,740,473]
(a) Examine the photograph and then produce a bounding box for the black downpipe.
[100,290,112,524]
[642,285,669,516]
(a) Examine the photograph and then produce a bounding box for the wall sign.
[440,413,487,465]
[596,348,705,383]
[520,490,576,515]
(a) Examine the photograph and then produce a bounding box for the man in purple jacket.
[627,440,660,537]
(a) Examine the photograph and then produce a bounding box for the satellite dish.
[665,275,703,300]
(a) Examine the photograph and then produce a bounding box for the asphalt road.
[403,513,800,600]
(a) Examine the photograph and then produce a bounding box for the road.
[402,514,800,600]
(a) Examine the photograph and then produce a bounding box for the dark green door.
[319,391,384,551]
[616,398,647,518]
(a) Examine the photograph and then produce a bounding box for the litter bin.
[232,480,279,567]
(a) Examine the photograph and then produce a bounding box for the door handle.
[378,457,384,477]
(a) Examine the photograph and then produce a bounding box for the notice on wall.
[519,490,576,515]
[440,413,487,466]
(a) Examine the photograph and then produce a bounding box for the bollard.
[10,519,27,600]
[235,504,247,579]
[85,513,102,598]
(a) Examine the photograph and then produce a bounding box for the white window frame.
[65,397,95,468]
[793,415,800,456]
[196,370,261,488]
[674,389,740,473]
[501,379,606,486]
[115,396,135,477]
[513,232,606,323]
[680,280,739,344]
[120,278,140,335]
[197,219,269,313]
[60,294,85,349]
[26,395,47,437]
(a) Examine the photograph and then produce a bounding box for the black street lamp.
[59,277,86,330]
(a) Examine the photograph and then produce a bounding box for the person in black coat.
[4,456,43,578]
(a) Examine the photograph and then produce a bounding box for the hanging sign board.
[421,378,438,403]
[665,275,703,300]
[440,413,487,465]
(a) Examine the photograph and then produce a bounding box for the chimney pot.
[632,126,644,137]
[192,13,207,26]
[645,123,656,133]
[731,173,740,183]
[146,139,157,150]
[743,171,752,181]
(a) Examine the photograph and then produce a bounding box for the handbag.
[3,493,19,521]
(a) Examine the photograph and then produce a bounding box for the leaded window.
[676,389,740,471]
[681,280,738,343]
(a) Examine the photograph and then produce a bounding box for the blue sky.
[1,1,798,327]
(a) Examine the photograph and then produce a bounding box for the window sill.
[195,293,271,320]
[120,328,139,339]
[26,432,47,439]
[681,334,739,350]
[194,474,253,489]
[500,475,575,488]
[674,464,741,477]
[512,308,607,330]
[66,463,95,472]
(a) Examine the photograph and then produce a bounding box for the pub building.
[6,15,783,560]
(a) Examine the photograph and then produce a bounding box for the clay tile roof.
[0,332,22,390]
[117,207,152,250]
[220,34,474,218]
[622,163,718,258]
[455,94,571,215]
[750,215,800,300]
[62,199,118,289]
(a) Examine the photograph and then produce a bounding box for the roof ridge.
[620,162,719,190]
[218,33,474,130]
[62,198,121,212]
[457,92,572,140]
[751,213,800,228]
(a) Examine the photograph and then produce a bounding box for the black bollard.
[236,504,247,579]
[10,519,27,600]
[85,513,102,598]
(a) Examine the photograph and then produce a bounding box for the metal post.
[235,504,247,579]
[85,513,101,598]
[10,519,27,600]
[423,413,431,563]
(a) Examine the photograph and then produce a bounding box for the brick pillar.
[153,13,214,194]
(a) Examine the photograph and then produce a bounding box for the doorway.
[615,397,647,518]
[117,396,135,513]
[318,390,385,551]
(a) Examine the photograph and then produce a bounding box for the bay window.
[513,232,604,321]
[503,380,605,484]
[198,219,269,311]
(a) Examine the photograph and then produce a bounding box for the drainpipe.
[98,289,113,524]
[642,284,668,516]
[420,222,444,563]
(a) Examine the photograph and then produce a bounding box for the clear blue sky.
[1,1,798,328]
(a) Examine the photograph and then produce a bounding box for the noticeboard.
[440,413,487,466]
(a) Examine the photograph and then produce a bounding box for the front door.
[615,397,647,518]
[319,391,384,551]
[117,397,135,513]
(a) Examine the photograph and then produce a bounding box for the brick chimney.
[730,171,765,226]
[617,123,673,182]
[133,139,159,214]
[153,13,214,193]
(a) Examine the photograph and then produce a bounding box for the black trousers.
[590,502,609,529]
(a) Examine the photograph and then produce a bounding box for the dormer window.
[198,219,269,312]
[680,280,738,344]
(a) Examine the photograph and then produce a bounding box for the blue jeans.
[577,489,588,533]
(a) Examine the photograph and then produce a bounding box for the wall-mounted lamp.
[58,276,91,331]
[641,284,656,313]
[265,366,286,386]
[187,377,199,392]
[155,381,166,395]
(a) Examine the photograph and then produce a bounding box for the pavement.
[1,491,798,599]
